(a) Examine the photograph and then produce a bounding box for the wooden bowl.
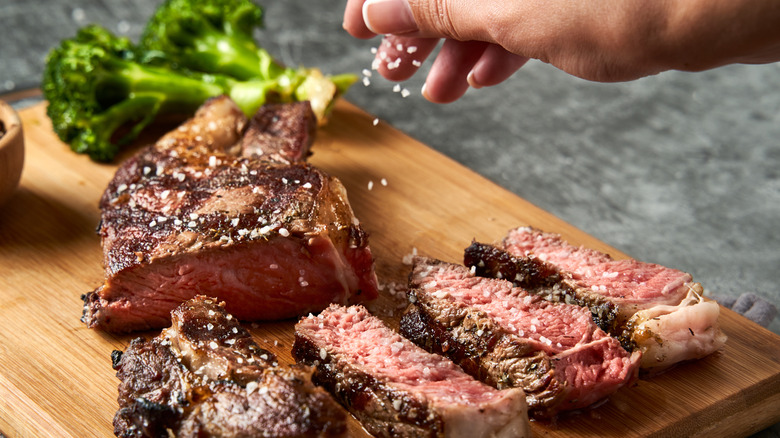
[0,99,25,206]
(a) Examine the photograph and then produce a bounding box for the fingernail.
[467,70,482,89]
[363,0,418,34]
[421,82,432,101]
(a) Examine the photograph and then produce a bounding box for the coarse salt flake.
[278,228,290,237]
[372,118,379,126]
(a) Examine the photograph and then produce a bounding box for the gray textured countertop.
[1,1,778,436]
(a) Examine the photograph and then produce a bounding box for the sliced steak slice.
[293,304,530,438]
[463,240,620,335]
[83,96,378,333]
[401,257,640,419]
[112,295,347,438]
[466,227,727,370]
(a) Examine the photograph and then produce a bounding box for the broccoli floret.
[140,0,356,121]
[43,25,280,162]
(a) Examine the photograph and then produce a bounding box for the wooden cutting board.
[1,100,779,437]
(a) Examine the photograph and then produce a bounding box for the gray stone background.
[1,0,778,436]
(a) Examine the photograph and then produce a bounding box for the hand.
[344,0,780,103]
[344,0,529,103]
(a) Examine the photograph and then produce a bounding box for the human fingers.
[422,40,489,104]
[467,45,529,89]
[372,35,439,82]
[343,0,375,39]
[362,0,498,43]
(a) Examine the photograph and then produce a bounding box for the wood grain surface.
[1,101,779,437]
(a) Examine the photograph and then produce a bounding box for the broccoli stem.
[109,61,226,114]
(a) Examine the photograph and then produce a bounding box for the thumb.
[363,0,491,42]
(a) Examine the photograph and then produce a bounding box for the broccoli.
[43,25,282,162]
[140,0,356,121]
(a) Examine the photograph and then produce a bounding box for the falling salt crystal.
[117,20,130,34]
[362,76,371,87]
[370,47,378,54]
[380,178,387,186]
[367,181,374,191]
[71,7,86,23]
[362,69,372,77]
[393,84,401,93]
[401,88,411,98]
[372,118,380,126]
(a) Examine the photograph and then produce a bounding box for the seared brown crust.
[292,333,444,438]
[98,154,355,276]
[112,296,347,437]
[240,101,317,163]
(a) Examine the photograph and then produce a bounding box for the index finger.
[344,0,376,39]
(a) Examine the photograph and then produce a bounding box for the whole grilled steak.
[465,227,726,370]
[400,257,640,419]
[82,97,378,332]
[293,304,530,438]
[112,296,347,437]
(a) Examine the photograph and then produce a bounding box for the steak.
[293,304,530,438]
[82,97,378,333]
[111,295,347,437]
[400,257,640,419]
[240,101,317,163]
[465,227,726,370]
